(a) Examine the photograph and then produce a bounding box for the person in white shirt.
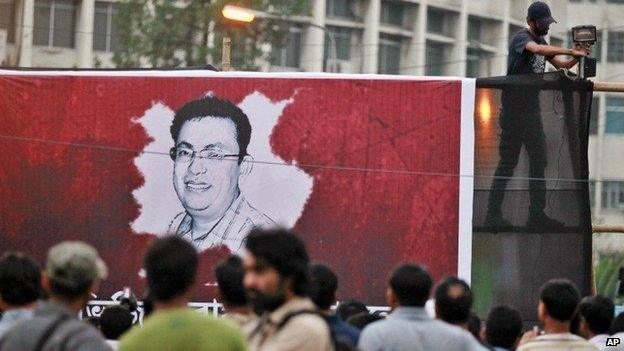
[579,295,615,350]
[518,279,598,351]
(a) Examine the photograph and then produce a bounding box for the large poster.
[0,71,475,305]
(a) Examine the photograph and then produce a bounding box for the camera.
[571,25,597,79]
[572,25,597,45]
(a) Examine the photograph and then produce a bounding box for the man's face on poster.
[172,117,242,221]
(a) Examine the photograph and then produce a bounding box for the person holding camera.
[486,1,591,230]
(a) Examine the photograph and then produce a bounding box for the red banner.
[0,71,474,305]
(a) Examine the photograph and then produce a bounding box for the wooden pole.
[593,81,624,92]
[221,37,231,71]
[592,225,624,233]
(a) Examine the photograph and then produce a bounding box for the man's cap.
[528,1,557,26]
[46,241,108,289]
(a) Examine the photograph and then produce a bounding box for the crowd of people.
[0,228,622,351]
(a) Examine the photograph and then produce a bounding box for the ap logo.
[607,337,621,346]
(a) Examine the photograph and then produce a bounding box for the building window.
[93,1,118,52]
[378,33,401,74]
[550,37,563,48]
[589,96,599,135]
[466,48,493,78]
[608,31,624,62]
[0,0,15,43]
[426,41,446,76]
[33,0,76,48]
[380,1,404,27]
[606,97,624,134]
[601,181,624,210]
[508,24,524,40]
[326,0,355,19]
[467,17,481,43]
[427,8,444,35]
[270,27,302,68]
[325,26,353,61]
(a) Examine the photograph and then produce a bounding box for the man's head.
[309,263,338,311]
[387,264,432,308]
[0,252,41,309]
[434,276,473,325]
[170,96,253,222]
[100,305,133,340]
[538,279,580,324]
[578,295,614,338]
[527,1,556,36]
[44,242,107,303]
[145,236,198,303]
[483,305,523,350]
[243,228,310,313]
[215,255,247,309]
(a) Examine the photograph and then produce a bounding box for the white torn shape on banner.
[130,91,314,252]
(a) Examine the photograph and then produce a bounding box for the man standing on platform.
[486,1,590,230]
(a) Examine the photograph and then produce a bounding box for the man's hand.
[570,47,588,57]
[574,43,592,56]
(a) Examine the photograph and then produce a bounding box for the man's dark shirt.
[507,29,548,75]
[504,29,548,113]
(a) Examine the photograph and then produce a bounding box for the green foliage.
[112,0,310,69]
[595,253,624,304]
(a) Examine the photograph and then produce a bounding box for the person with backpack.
[242,228,332,351]
[309,263,360,348]
[0,242,110,351]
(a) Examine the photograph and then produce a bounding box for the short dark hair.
[579,295,614,335]
[485,305,523,349]
[100,305,133,340]
[389,264,432,307]
[0,252,41,306]
[434,276,473,324]
[170,96,252,159]
[309,263,338,310]
[144,236,198,302]
[215,255,247,308]
[336,300,369,321]
[540,279,580,322]
[244,228,310,296]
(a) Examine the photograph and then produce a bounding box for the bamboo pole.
[592,225,624,233]
[590,83,624,233]
[593,81,624,92]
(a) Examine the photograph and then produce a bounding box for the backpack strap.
[34,314,71,351]
[276,309,326,331]
[276,310,357,351]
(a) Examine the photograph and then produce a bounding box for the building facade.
[0,0,622,226]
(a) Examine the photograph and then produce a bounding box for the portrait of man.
[168,96,275,254]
